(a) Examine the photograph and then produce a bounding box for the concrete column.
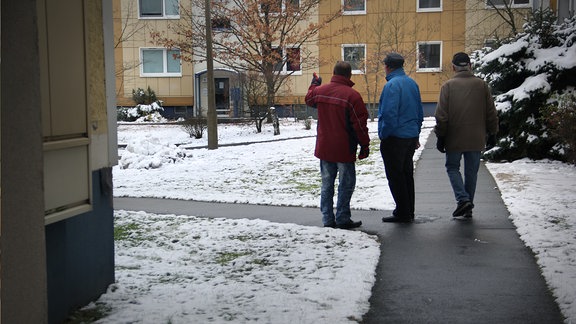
[1,0,49,322]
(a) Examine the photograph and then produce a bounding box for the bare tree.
[151,0,344,132]
[486,0,522,35]
[466,0,534,50]
[238,72,270,133]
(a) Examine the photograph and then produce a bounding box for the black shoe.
[452,201,473,217]
[382,216,413,223]
[336,220,362,229]
[453,210,473,220]
[323,224,336,228]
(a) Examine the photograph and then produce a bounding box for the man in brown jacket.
[434,52,499,218]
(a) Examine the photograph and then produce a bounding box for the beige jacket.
[435,71,499,151]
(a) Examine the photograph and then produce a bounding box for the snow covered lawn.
[96,211,380,323]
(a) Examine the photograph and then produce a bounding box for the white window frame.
[272,46,302,75]
[417,0,443,12]
[485,0,532,9]
[140,48,182,77]
[417,41,442,72]
[342,0,366,15]
[342,44,366,74]
[139,0,180,19]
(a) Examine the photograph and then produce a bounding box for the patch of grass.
[286,167,320,193]
[251,258,272,266]
[64,303,111,324]
[229,234,254,242]
[215,251,253,265]
[114,222,140,241]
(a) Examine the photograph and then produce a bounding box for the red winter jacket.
[305,75,370,163]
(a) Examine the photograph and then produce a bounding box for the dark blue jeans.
[380,137,419,219]
[320,160,356,226]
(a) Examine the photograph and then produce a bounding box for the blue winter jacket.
[377,68,424,140]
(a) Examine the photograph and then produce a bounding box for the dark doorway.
[215,78,229,116]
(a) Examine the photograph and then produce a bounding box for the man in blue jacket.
[378,53,424,223]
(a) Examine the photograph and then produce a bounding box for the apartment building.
[464,0,573,51]
[114,0,571,119]
[114,0,195,117]
[317,0,466,115]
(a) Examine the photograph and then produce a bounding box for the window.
[486,0,531,8]
[343,0,366,15]
[174,106,187,114]
[139,0,179,18]
[417,0,442,12]
[272,47,301,74]
[141,48,181,76]
[286,0,300,10]
[212,16,231,31]
[417,41,442,72]
[484,39,498,49]
[260,0,299,14]
[342,44,366,74]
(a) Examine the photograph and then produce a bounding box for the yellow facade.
[465,0,534,52]
[114,0,545,113]
[316,0,466,104]
[114,0,194,107]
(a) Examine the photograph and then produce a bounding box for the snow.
[506,73,551,101]
[114,119,429,210]
[98,118,576,323]
[102,211,379,323]
[481,39,530,63]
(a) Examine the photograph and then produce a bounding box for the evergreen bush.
[117,87,165,122]
[476,10,576,162]
[132,86,158,105]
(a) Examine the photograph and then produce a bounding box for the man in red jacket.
[305,61,371,229]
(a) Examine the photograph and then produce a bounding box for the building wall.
[116,0,567,113]
[318,0,465,104]
[45,168,115,323]
[114,0,194,108]
[1,0,49,322]
[465,0,534,52]
[2,0,116,323]
[42,0,117,323]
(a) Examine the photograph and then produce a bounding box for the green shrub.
[117,87,164,122]
[132,86,158,105]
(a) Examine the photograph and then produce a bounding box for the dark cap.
[452,52,471,67]
[383,53,405,69]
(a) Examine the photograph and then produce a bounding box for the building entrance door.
[215,78,229,116]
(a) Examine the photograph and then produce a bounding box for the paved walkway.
[114,137,564,323]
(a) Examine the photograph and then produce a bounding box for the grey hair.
[453,64,470,72]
